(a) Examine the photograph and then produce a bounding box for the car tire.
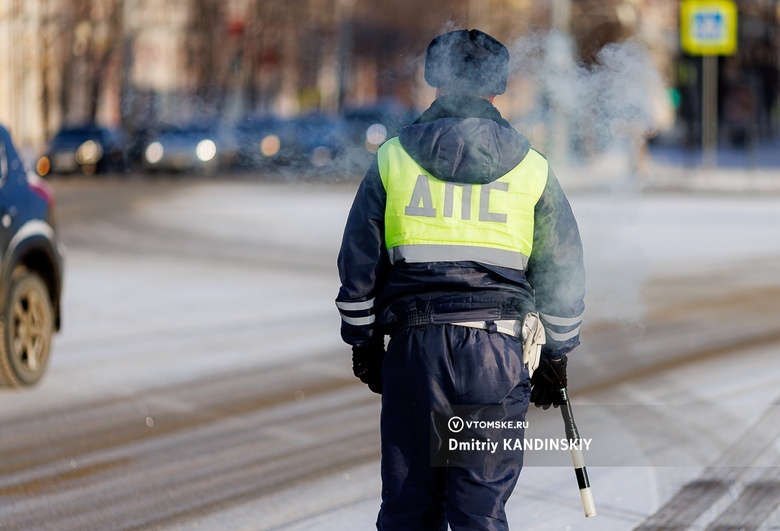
[0,267,54,387]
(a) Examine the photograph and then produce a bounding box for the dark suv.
[0,125,64,387]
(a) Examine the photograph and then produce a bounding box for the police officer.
[336,29,585,531]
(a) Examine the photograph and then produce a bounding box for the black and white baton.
[559,388,596,517]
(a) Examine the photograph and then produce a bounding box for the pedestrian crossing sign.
[680,0,738,56]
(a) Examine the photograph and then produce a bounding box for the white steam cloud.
[505,32,672,327]
[508,31,672,187]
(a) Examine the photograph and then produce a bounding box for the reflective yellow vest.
[377,137,548,270]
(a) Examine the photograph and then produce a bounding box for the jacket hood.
[398,95,530,184]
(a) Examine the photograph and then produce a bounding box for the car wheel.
[0,267,54,387]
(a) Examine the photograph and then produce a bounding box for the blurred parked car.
[234,115,296,169]
[289,115,347,169]
[141,122,238,174]
[234,114,346,171]
[340,104,416,173]
[0,125,64,387]
[342,104,416,153]
[37,124,128,176]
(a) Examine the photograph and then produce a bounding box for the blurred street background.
[0,0,778,176]
[2,1,780,530]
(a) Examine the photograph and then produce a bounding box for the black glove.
[352,339,385,394]
[531,356,568,409]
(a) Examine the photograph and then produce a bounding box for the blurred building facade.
[0,0,778,156]
[1,0,48,149]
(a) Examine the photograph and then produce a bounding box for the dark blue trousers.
[377,324,531,531]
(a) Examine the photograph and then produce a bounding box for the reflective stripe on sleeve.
[540,312,583,327]
[340,314,376,326]
[545,326,581,342]
[335,298,375,311]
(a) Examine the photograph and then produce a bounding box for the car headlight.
[196,139,217,162]
[75,140,103,165]
[145,141,164,164]
[260,135,281,157]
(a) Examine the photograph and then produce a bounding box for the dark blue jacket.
[336,95,585,358]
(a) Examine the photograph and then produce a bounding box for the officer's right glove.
[530,355,568,410]
[351,338,385,394]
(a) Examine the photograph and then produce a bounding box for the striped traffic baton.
[559,388,596,517]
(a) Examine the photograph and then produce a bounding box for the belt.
[452,319,522,338]
[453,315,545,377]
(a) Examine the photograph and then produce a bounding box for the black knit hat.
[424,29,509,96]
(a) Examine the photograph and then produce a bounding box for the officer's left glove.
[352,338,385,394]
[531,355,568,410]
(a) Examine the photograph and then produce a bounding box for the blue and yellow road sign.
[680,0,738,56]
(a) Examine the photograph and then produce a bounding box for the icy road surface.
[1,177,779,530]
